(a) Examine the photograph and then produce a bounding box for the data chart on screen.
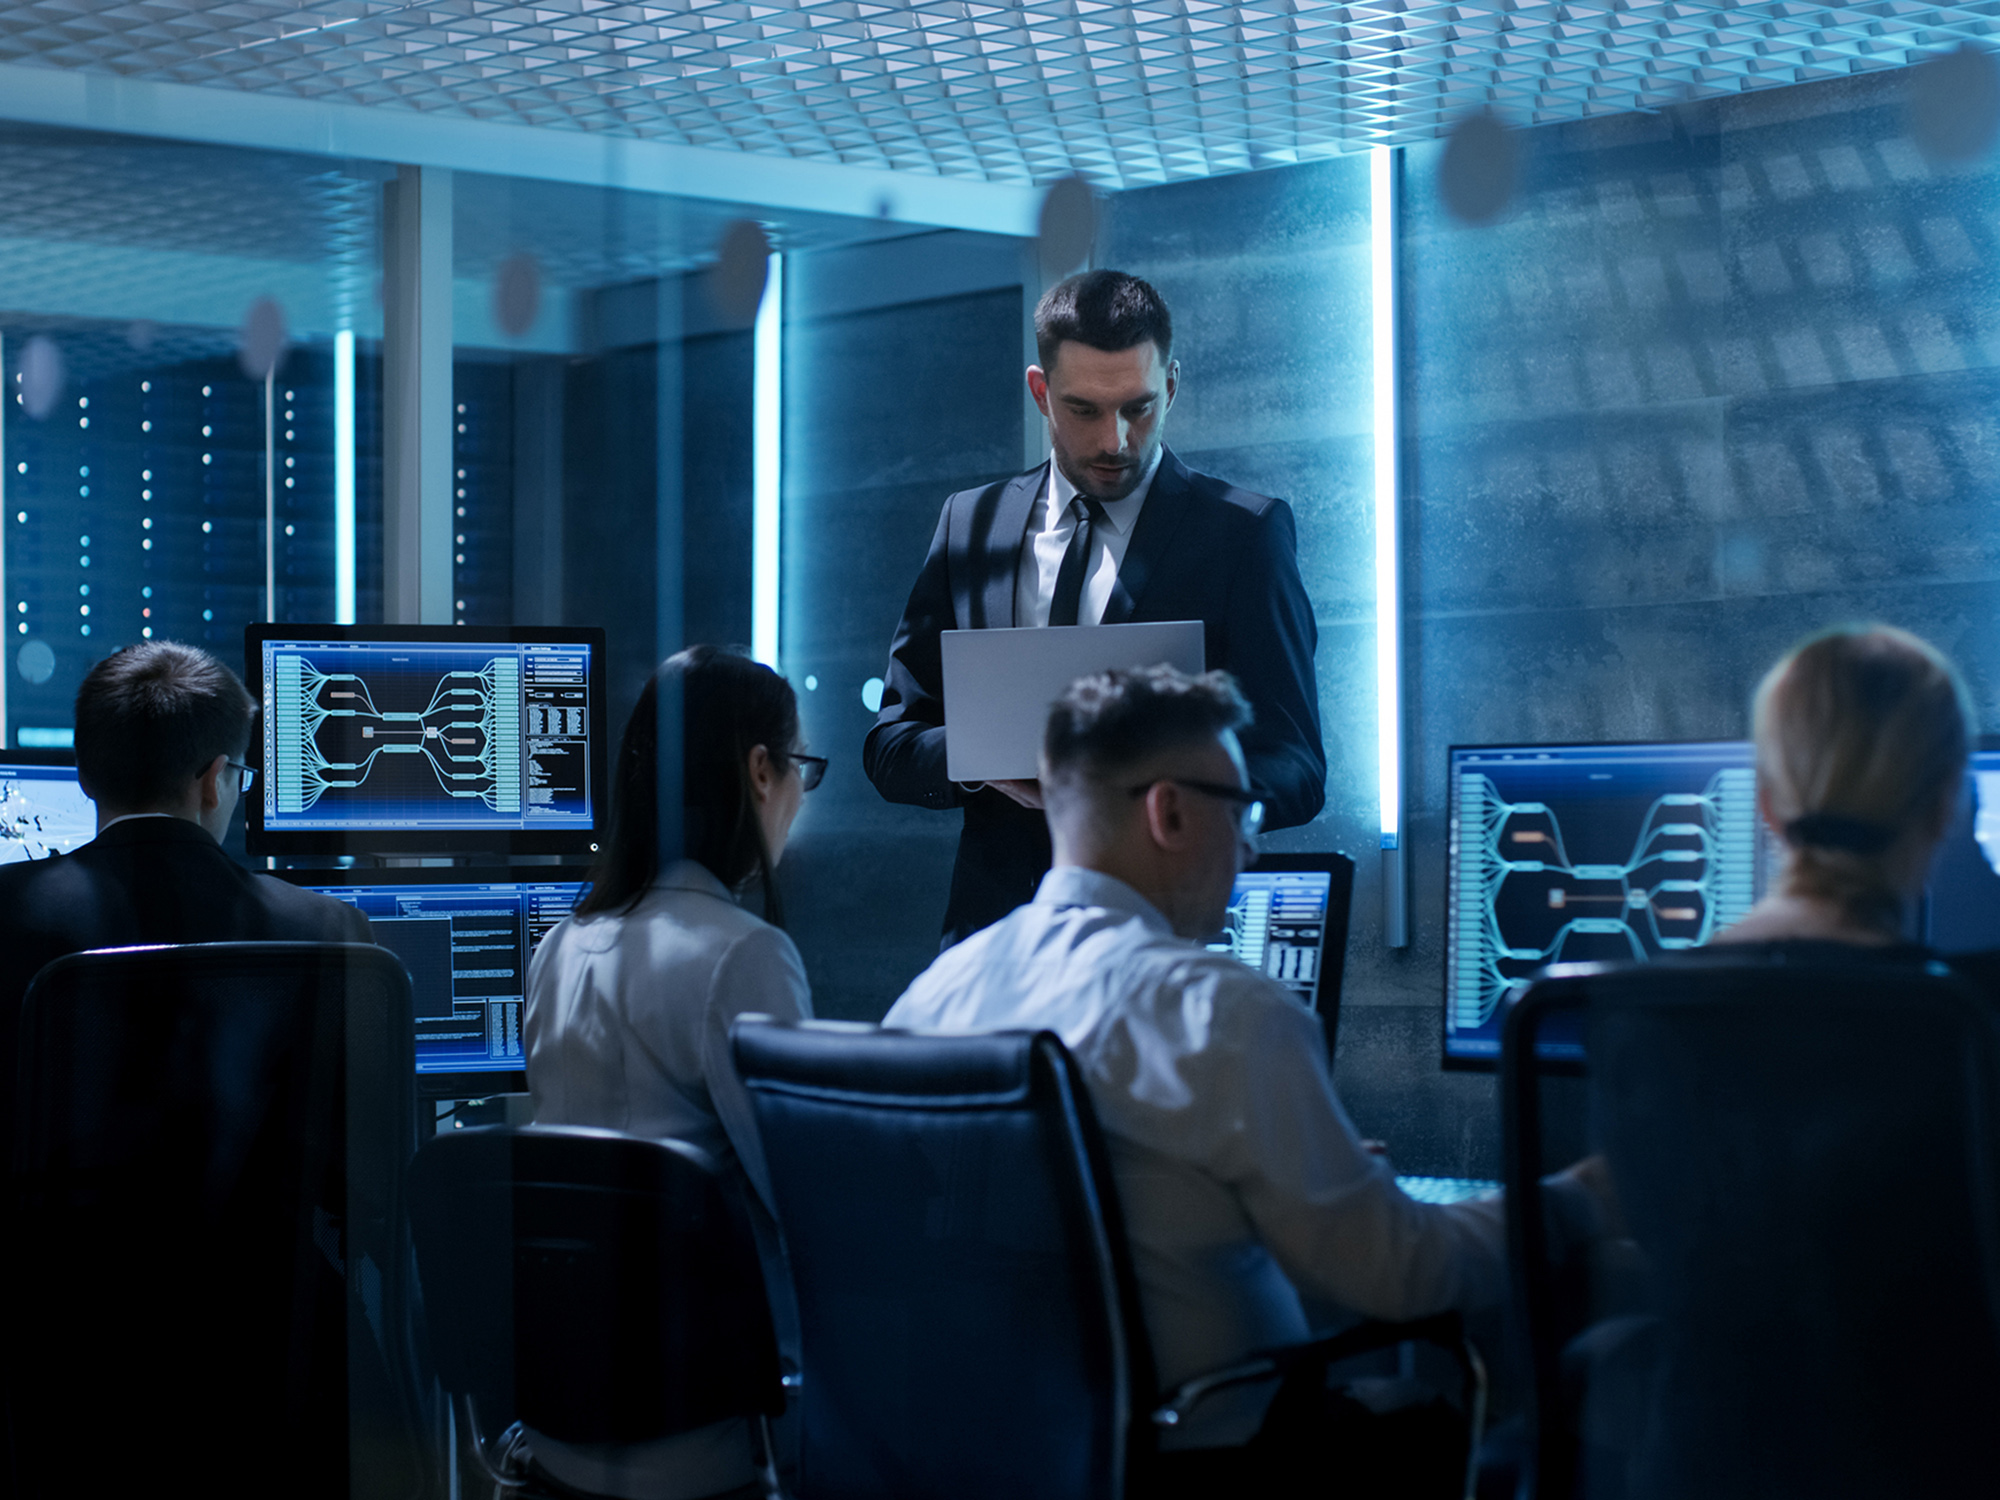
[296,876,585,1078]
[0,761,94,864]
[1444,741,1763,1063]
[257,636,595,836]
[1208,868,1334,1011]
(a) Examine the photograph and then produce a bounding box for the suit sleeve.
[861,495,965,812]
[1226,500,1326,830]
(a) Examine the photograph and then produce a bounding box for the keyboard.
[1395,1175,1502,1205]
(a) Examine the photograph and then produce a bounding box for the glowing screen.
[257,636,595,835]
[1445,741,1763,1063]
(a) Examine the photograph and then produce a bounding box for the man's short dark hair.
[1044,665,1250,784]
[1034,270,1173,372]
[74,641,256,809]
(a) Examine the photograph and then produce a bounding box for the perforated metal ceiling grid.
[1,4,1995,190]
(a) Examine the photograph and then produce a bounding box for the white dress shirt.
[1015,448,1163,628]
[524,859,811,1500]
[884,866,1506,1448]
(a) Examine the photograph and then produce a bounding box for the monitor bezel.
[0,749,78,770]
[244,624,609,858]
[1440,736,1757,1073]
[1236,850,1356,1056]
[277,864,588,1099]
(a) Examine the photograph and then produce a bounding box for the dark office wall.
[779,231,1028,1020]
[553,274,755,742]
[1094,64,2000,1177]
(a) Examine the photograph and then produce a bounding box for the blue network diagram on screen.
[1445,741,1763,1063]
[258,637,595,835]
[300,877,585,1077]
[0,761,94,864]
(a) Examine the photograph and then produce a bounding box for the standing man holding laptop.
[865,269,1326,945]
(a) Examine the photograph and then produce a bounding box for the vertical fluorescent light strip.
[1371,145,1407,945]
[334,329,356,624]
[751,251,784,669]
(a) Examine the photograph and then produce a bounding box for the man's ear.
[1026,365,1052,419]
[1141,781,1191,850]
[195,752,227,814]
[1164,357,1179,410]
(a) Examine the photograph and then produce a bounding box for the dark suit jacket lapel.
[1102,448,1193,625]
[965,464,1042,629]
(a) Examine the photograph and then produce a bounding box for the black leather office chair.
[1504,951,2000,1500]
[409,1125,788,1500]
[732,1018,1484,1500]
[9,941,418,1500]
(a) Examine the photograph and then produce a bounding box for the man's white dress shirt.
[884,865,1506,1448]
[1015,448,1163,628]
[525,859,810,1500]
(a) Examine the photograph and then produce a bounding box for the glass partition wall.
[0,122,908,759]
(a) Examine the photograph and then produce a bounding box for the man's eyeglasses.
[224,759,257,794]
[1126,778,1264,838]
[791,754,829,794]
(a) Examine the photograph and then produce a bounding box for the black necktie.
[1047,495,1108,628]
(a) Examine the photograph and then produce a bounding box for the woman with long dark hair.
[523,644,823,1500]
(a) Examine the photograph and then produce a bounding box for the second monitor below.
[285,869,587,1097]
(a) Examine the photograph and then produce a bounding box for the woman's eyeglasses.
[791,754,829,793]
[1126,777,1264,838]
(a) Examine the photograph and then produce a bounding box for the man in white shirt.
[884,664,1508,1471]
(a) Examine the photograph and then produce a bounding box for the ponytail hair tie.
[1784,812,1896,857]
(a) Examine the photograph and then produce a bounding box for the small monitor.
[1922,741,2000,953]
[1207,852,1355,1048]
[1445,741,1766,1067]
[282,869,587,1096]
[0,752,95,864]
[245,625,608,857]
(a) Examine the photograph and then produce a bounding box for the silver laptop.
[941,621,1206,783]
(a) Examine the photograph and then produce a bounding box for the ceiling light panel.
[0,4,1995,190]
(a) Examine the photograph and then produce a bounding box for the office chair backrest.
[732,1019,1150,1500]
[11,941,416,1500]
[1507,952,2000,1500]
[409,1125,784,1446]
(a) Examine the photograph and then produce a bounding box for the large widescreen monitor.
[0,752,94,863]
[245,625,607,857]
[1444,740,1766,1066]
[283,869,587,1096]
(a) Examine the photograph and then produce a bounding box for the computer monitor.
[1921,740,2000,953]
[283,869,587,1097]
[1444,740,1766,1066]
[245,625,608,857]
[1207,852,1355,1050]
[0,751,95,864]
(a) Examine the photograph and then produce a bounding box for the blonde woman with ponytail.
[1717,624,1973,948]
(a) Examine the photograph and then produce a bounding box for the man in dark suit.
[865,269,1325,944]
[0,642,370,1123]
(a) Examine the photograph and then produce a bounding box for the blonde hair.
[1753,624,1974,922]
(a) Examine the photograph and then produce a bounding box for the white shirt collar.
[1046,445,1164,536]
[1034,864,1176,936]
[651,858,736,902]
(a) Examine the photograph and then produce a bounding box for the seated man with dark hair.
[0,642,369,1143]
[885,665,1530,1490]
